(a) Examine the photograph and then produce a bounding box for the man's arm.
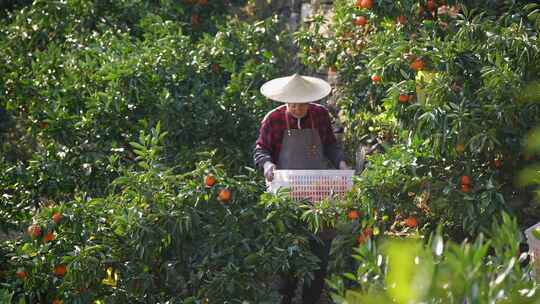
[253,144,273,170]
[253,116,275,169]
[254,116,278,181]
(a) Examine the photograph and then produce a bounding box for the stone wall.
[252,0,334,33]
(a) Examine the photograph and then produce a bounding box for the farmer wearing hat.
[254,74,349,304]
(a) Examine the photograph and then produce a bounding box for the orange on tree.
[397,15,406,25]
[218,188,231,203]
[354,16,368,27]
[52,212,62,224]
[44,231,55,242]
[427,0,437,12]
[363,227,373,237]
[461,184,471,193]
[371,74,381,83]
[404,216,418,228]
[357,0,374,9]
[356,233,367,244]
[347,210,360,220]
[460,175,471,185]
[191,14,200,26]
[410,58,425,71]
[204,174,216,187]
[16,268,27,280]
[455,143,465,154]
[398,94,410,103]
[54,264,67,277]
[27,224,42,239]
[357,227,373,244]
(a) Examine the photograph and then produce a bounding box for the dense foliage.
[296,0,540,237]
[2,0,540,303]
[0,0,294,231]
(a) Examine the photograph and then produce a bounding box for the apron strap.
[284,109,291,136]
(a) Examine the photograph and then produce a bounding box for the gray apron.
[277,109,335,240]
[277,110,326,170]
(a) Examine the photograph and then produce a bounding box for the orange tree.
[0,122,398,302]
[0,120,390,302]
[0,123,329,302]
[296,0,540,238]
[0,1,294,232]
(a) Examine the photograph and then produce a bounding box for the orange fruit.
[16,269,27,280]
[358,0,374,9]
[191,14,200,26]
[54,264,67,277]
[218,188,231,203]
[356,233,367,244]
[398,94,409,103]
[404,216,418,228]
[371,74,381,83]
[354,16,368,26]
[347,210,360,220]
[410,58,424,71]
[397,15,406,25]
[460,184,470,193]
[52,212,62,224]
[204,174,216,187]
[363,227,373,237]
[426,0,437,11]
[43,231,55,242]
[455,143,465,154]
[460,175,471,185]
[27,224,42,239]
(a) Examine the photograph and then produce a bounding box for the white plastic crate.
[525,223,540,278]
[268,170,355,202]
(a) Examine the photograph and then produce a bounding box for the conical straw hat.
[260,73,332,103]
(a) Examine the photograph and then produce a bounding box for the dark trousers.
[278,237,333,304]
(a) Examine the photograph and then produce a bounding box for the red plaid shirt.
[254,103,339,167]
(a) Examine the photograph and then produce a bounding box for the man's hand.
[339,160,350,170]
[263,161,276,182]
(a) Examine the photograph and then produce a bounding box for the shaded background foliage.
[0,0,296,231]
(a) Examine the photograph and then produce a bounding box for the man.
[253,73,349,304]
